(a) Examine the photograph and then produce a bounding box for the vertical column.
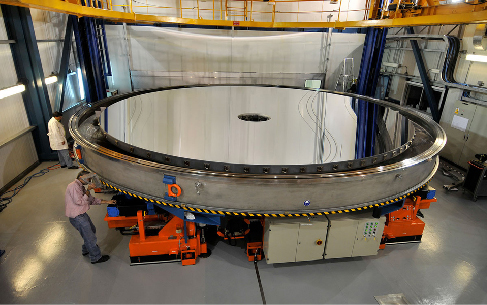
[406,27,440,123]
[355,27,388,158]
[2,5,56,160]
[54,15,74,113]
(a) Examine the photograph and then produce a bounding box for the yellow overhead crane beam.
[0,0,486,28]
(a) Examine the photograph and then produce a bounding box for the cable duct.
[386,34,483,92]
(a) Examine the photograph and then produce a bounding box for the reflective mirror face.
[101,86,413,166]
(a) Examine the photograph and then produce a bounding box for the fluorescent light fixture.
[77,68,85,101]
[466,54,487,62]
[0,84,25,99]
[383,62,400,68]
[45,75,58,84]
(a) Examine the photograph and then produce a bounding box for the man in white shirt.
[47,111,78,169]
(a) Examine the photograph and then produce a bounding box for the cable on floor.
[254,251,266,304]
[0,163,60,213]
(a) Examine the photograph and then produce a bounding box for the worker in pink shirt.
[66,170,115,264]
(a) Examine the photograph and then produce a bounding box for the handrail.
[1,0,487,28]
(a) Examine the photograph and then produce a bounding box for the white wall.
[383,25,484,109]
[0,9,38,191]
[105,25,365,90]
[30,9,83,112]
[382,24,487,166]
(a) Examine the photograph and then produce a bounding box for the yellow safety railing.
[1,0,487,28]
[104,0,371,23]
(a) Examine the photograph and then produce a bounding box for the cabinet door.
[324,218,358,259]
[351,218,386,257]
[459,104,487,167]
[440,101,476,165]
[295,221,328,262]
[264,222,299,264]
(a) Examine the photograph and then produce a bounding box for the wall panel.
[382,24,487,168]
[30,8,81,113]
[0,134,38,192]
[106,26,365,90]
[0,8,39,192]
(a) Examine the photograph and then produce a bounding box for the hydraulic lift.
[104,186,436,266]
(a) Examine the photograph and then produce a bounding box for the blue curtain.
[355,27,388,159]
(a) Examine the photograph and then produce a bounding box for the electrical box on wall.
[440,100,487,168]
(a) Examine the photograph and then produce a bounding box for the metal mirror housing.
[70,85,446,216]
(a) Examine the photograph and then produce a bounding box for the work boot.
[91,255,110,264]
[68,166,79,169]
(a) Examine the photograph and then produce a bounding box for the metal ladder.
[334,57,354,92]
[94,19,112,86]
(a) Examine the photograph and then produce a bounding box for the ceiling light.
[466,54,487,63]
[45,75,58,84]
[0,84,25,99]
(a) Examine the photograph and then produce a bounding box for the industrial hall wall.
[30,9,83,112]
[105,26,365,91]
[0,8,85,192]
[0,9,38,193]
[382,24,487,169]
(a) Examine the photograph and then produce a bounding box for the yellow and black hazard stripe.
[101,179,432,218]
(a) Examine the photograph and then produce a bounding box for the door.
[440,101,476,165]
[458,104,487,167]
[264,221,299,264]
[295,220,328,262]
[324,217,358,259]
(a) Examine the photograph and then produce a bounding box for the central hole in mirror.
[238,113,271,122]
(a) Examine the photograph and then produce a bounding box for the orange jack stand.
[246,218,265,262]
[247,242,263,261]
[129,210,208,265]
[104,213,160,228]
[380,196,436,249]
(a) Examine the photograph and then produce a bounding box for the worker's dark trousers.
[57,149,74,167]
[69,213,101,262]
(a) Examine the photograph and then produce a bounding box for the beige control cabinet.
[440,100,487,168]
[325,212,386,259]
[263,212,386,264]
[263,217,329,264]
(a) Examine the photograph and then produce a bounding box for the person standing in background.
[47,111,78,169]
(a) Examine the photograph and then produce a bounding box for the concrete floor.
[0,160,486,304]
